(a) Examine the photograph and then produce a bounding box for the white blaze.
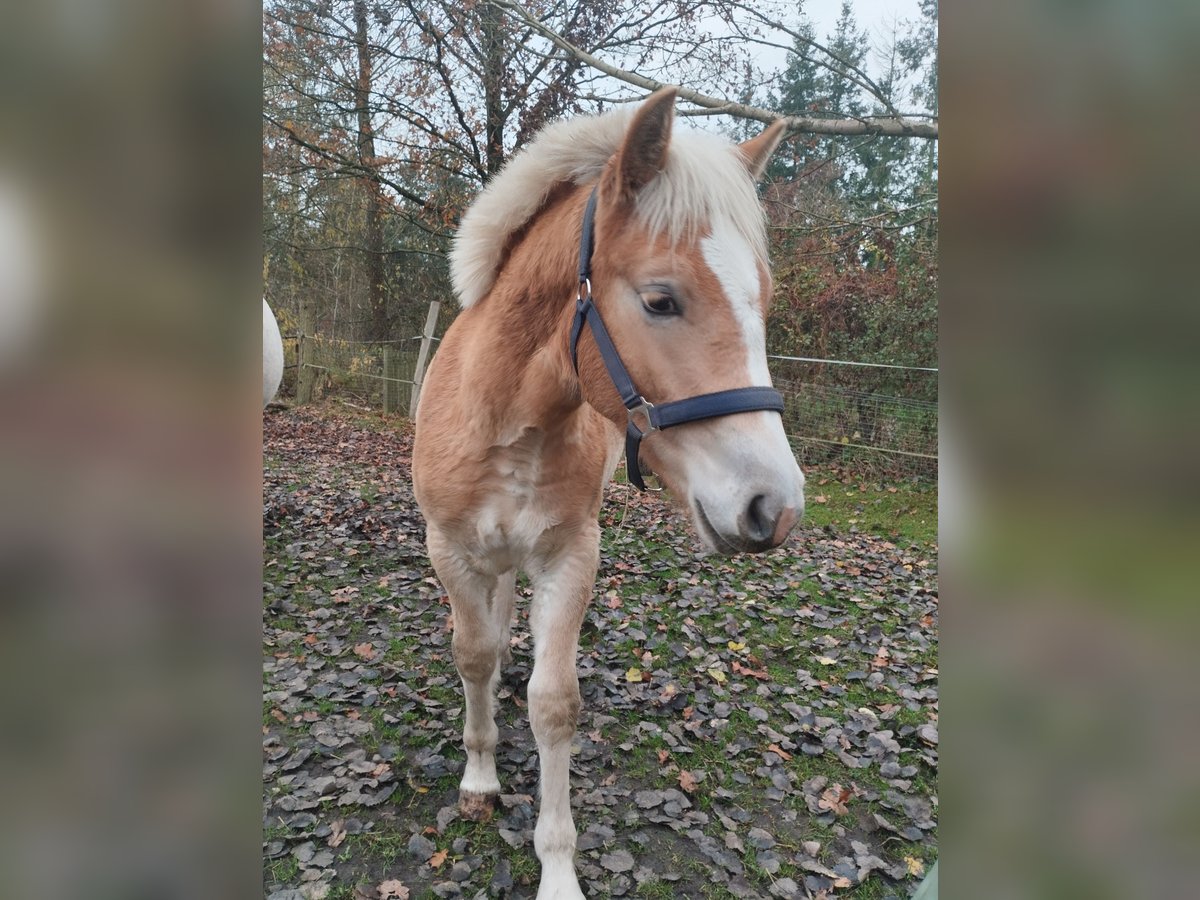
[700,219,772,386]
[688,216,804,550]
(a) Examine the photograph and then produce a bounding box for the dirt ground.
[263,406,938,899]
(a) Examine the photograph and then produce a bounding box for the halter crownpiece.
[570,186,786,491]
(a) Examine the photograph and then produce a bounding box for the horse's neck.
[468,202,584,431]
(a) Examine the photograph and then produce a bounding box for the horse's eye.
[641,292,680,316]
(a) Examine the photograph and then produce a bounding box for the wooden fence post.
[296,299,316,405]
[382,346,401,414]
[409,299,441,417]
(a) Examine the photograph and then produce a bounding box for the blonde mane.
[450,106,768,308]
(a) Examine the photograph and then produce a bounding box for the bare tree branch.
[718,0,902,117]
[488,0,938,139]
[264,112,434,209]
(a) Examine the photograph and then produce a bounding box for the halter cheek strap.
[570,187,785,492]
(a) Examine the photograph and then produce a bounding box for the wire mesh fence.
[289,334,429,415]
[279,298,446,415]
[281,330,937,478]
[768,356,938,477]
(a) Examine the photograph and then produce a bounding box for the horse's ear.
[611,88,677,202]
[738,119,788,180]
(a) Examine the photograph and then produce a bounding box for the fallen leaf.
[767,743,792,761]
[732,659,770,680]
[353,642,375,660]
[328,820,347,848]
[377,880,408,899]
[625,667,644,683]
[678,769,699,793]
[818,784,851,816]
[600,849,634,873]
[905,856,925,877]
[707,668,727,684]
[428,848,448,869]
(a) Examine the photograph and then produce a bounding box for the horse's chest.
[474,492,557,570]
[468,435,574,571]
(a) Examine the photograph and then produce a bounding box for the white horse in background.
[263,298,284,408]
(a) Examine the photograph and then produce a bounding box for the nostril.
[744,494,775,543]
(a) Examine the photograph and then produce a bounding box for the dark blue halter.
[569,187,785,491]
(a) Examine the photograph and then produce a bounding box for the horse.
[412,88,805,899]
[263,298,284,408]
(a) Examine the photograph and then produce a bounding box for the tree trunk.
[353,0,387,339]
[480,0,507,179]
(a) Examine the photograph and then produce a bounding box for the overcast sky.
[765,0,924,79]
[804,0,921,41]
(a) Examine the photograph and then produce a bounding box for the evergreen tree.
[769,2,824,181]
[846,22,913,223]
[897,0,938,247]
[818,1,869,204]
[772,1,872,194]
[821,1,868,121]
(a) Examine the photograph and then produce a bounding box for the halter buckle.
[628,398,658,437]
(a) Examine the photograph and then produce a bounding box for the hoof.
[459,790,497,822]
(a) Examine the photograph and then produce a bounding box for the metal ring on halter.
[578,278,592,302]
[627,399,657,437]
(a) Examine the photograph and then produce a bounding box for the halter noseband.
[569,187,785,492]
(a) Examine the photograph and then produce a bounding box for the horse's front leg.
[528,526,599,900]
[426,527,504,821]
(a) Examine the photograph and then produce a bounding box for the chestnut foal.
[413,89,805,899]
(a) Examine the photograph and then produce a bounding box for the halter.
[570,187,785,491]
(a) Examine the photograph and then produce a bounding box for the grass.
[264,824,302,885]
[801,469,937,547]
[612,460,937,547]
[615,462,938,542]
[264,409,937,899]
[634,879,678,899]
[587,484,938,894]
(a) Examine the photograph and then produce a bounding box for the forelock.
[449,107,767,309]
[635,127,768,262]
